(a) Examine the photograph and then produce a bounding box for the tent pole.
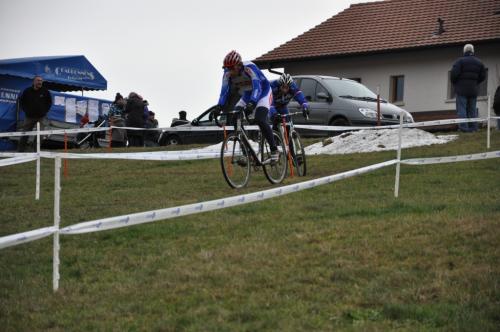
[36,122,41,200]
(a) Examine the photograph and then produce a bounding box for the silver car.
[287,75,414,136]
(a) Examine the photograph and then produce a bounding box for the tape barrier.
[294,117,487,131]
[39,150,220,161]
[0,155,38,167]
[1,147,499,249]
[401,150,500,165]
[0,126,107,138]
[60,159,398,235]
[0,117,492,138]
[0,226,57,250]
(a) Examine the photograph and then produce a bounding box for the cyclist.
[269,73,309,127]
[213,50,279,161]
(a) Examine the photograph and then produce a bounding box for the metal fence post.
[394,114,403,198]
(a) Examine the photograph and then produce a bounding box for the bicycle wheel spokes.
[262,131,287,184]
[220,134,251,188]
[290,130,307,176]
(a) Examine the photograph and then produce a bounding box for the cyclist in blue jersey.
[269,73,309,126]
[213,50,278,161]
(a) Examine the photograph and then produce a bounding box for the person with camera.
[17,75,52,152]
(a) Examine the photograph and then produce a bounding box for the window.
[316,83,329,98]
[299,78,330,102]
[390,75,404,103]
[300,79,317,102]
[448,68,488,99]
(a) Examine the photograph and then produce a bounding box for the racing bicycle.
[273,111,307,177]
[215,108,288,189]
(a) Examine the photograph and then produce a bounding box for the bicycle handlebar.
[213,108,250,128]
[275,111,309,121]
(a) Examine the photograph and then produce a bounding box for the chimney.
[435,17,445,35]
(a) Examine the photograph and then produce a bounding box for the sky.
[0,0,377,127]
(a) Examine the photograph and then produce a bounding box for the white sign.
[76,100,87,117]
[101,103,110,116]
[65,98,76,123]
[88,100,99,117]
[54,96,65,106]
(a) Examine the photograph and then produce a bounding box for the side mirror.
[317,92,331,102]
[192,118,199,126]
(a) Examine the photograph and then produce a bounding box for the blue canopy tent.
[0,55,109,149]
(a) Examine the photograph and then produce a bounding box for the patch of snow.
[194,128,457,156]
[304,128,458,155]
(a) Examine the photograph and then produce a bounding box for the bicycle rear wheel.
[290,130,307,176]
[220,134,251,188]
[261,131,287,184]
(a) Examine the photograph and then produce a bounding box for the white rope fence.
[1,113,499,292]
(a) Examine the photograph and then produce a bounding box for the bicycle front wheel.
[220,134,251,189]
[261,131,287,184]
[290,130,307,176]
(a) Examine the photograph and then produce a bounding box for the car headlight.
[402,111,414,123]
[358,108,378,119]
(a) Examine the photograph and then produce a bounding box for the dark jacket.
[493,86,500,116]
[20,86,52,118]
[450,52,486,97]
[125,95,145,128]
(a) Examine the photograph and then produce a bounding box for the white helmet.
[278,73,293,87]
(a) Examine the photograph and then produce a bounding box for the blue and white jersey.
[270,79,307,110]
[218,61,271,106]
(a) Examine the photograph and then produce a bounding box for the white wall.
[285,43,500,118]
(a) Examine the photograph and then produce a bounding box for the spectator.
[108,92,126,118]
[108,114,127,147]
[144,110,160,146]
[493,85,500,130]
[143,100,150,123]
[179,110,187,121]
[171,110,189,127]
[450,44,486,132]
[124,92,145,146]
[17,75,52,152]
[107,92,127,147]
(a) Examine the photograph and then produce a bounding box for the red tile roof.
[254,0,500,66]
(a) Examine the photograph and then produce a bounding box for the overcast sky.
[0,0,375,126]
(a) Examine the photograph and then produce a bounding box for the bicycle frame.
[221,109,269,166]
[217,108,288,188]
[275,111,307,177]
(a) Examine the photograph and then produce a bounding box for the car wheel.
[166,135,182,145]
[329,117,350,136]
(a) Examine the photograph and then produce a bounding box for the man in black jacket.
[450,44,486,132]
[493,85,500,130]
[18,75,52,151]
[124,92,145,147]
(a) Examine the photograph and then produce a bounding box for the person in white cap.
[450,44,486,132]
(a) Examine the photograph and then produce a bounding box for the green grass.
[1,130,499,331]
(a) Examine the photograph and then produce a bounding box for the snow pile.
[304,128,458,155]
[194,128,457,156]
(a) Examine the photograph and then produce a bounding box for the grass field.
[1,130,499,331]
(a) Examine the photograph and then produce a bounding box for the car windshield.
[322,78,377,99]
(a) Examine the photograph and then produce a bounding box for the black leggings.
[254,106,276,151]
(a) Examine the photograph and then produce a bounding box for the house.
[254,0,500,124]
